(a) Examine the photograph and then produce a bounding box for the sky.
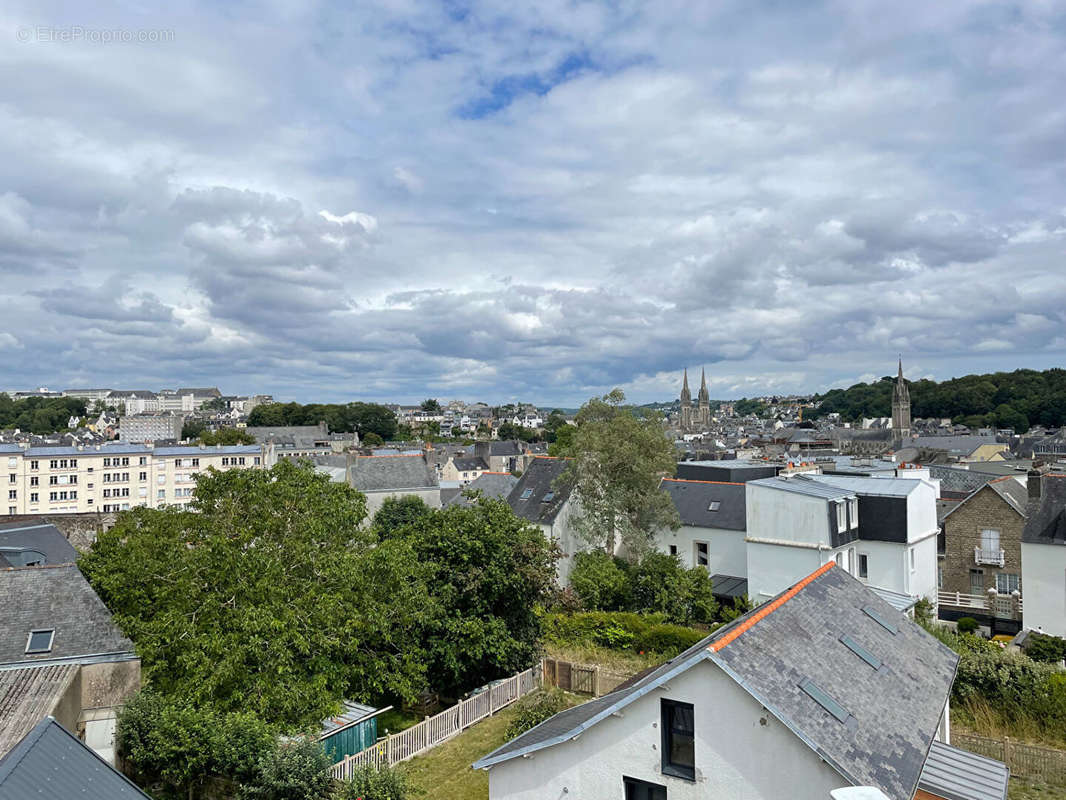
[2,1,1065,406]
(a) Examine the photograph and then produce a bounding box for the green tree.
[239,738,335,800]
[557,390,680,553]
[394,499,559,695]
[568,551,631,611]
[338,764,412,800]
[373,495,434,537]
[199,427,257,445]
[182,418,207,440]
[629,552,718,625]
[420,398,442,414]
[362,431,384,447]
[201,397,229,413]
[80,460,430,727]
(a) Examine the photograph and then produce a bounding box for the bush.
[541,611,707,656]
[338,764,412,800]
[238,737,334,800]
[569,551,631,611]
[1025,633,1066,664]
[956,617,979,634]
[629,552,718,624]
[505,689,571,739]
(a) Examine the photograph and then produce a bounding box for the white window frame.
[25,629,55,654]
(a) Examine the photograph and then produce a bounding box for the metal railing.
[974,546,1006,566]
[330,666,538,779]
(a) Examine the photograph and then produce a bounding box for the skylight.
[708,501,721,511]
[25,629,55,654]
[839,634,882,669]
[799,678,850,723]
[541,491,555,503]
[862,605,898,634]
[520,489,533,500]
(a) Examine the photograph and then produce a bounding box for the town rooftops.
[907,435,1000,457]
[943,477,1029,523]
[748,474,856,500]
[660,478,746,530]
[346,454,439,492]
[506,457,571,524]
[0,523,77,568]
[0,565,135,666]
[928,466,994,498]
[1022,474,1066,546]
[475,565,961,800]
[0,717,151,799]
[451,456,489,472]
[446,472,518,507]
[15,443,261,457]
[811,474,927,498]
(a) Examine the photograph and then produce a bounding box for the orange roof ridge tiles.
[709,562,836,653]
[990,475,1014,483]
[663,477,744,486]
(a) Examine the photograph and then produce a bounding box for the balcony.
[974,546,1005,567]
[939,590,1022,620]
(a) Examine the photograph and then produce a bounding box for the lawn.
[400,692,582,800]
[1009,779,1066,799]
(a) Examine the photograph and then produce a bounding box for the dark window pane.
[672,705,694,733]
[670,733,694,767]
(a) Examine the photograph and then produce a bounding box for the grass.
[1009,779,1066,799]
[953,696,1066,750]
[543,643,666,675]
[400,691,583,800]
[377,708,422,736]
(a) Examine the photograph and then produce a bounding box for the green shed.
[318,701,389,764]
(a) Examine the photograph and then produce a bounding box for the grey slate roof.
[812,474,924,498]
[476,566,962,800]
[0,565,135,665]
[506,458,571,524]
[0,717,151,799]
[451,457,489,472]
[446,473,518,507]
[0,523,77,568]
[347,455,439,492]
[943,479,1029,523]
[907,435,1000,457]
[660,478,746,530]
[918,740,1008,800]
[929,465,994,497]
[1022,474,1066,546]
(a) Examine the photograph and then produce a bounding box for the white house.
[474,564,1008,800]
[1021,472,1066,637]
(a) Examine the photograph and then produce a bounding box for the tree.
[373,495,434,537]
[568,551,631,611]
[362,431,384,447]
[420,398,442,415]
[239,738,335,800]
[199,427,257,445]
[558,389,680,554]
[497,421,537,443]
[392,499,559,696]
[629,552,718,625]
[201,397,229,413]
[182,418,207,440]
[80,461,431,727]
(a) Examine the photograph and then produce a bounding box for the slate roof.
[506,458,571,524]
[451,457,489,472]
[812,474,924,498]
[0,717,151,799]
[0,664,79,758]
[446,473,518,507]
[0,565,135,665]
[0,523,78,568]
[907,435,1000,457]
[928,466,994,497]
[660,479,746,530]
[1022,474,1066,546]
[943,478,1029,523]
[347,455,438,492]
[475,565,962,800]
[918,740,1008,800]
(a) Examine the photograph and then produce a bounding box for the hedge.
[541,611,710,655]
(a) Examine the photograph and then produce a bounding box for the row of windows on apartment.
[8,455,257,470]
[13,485,197,505]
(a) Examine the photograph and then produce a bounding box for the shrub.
[1025,633,1066,664]
[569,551,631,611]
[238,737,334,800]
[505,688,571,739]
[632,623,708,654]
[956,617,979,634]
[338,764,412,800]
[541,611,706,656]
[629,552,718,625]
[718,596,751,623]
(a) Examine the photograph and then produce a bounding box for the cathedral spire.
[681,368,691,404]
[698,367,709,405]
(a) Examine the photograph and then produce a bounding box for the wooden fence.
[541,658,632,697]
[954,732,1066,785]
[330,666,538,779]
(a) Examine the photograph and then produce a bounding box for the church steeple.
[892,355,911,442]
[681,368,691,405]
[698,368,709,406]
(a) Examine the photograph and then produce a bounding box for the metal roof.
[709,574,748,598]
[918,740,1008,800]
[812,475,924,498]
[319,701,380,738]
[748,475,855,500]
[868,585,920,612]
[0,717,151,798]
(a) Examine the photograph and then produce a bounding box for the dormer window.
[25,629,55,654]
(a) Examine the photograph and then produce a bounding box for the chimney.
[1028,468,1045,501]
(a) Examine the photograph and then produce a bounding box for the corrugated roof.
[709,574,748,598]
[320,701,379,737]
[868,585,920,612]
[0,717,151,798]
[0,664,79,758]
[918,740,1009,800]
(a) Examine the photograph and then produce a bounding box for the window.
[849,498,859,527]
[70,458,77,468]
[836,501,846,530]
[30,492,38,503]
[103,457,111,467]
[624,777,667,800]
[30,460,38,470]
[840,634,882,670]
[157,474,165,485]
[69,491,76,500]
[970,568,985,595]
[661,699,694,780]
[121,457,130,466]
[8,473,14,484]
[858,553,869,579]
[996,573,1020,594]
[708,501,721,511]
[157,489,165,500]
[863,605,898,634]
[48,492,57,501]
[938,566,943,589]
[981,529,1001,552]
[7,490,14,500]
[59,459,68,468]
[254,457,261,465]
[6,457,15,469]
[49,460,58,469]
[139,472,147,481]
[541,491,555,503]
[191,458,199,467]
[695,542,709,567]
[669,545,678,556]
[222,457,230,466]
[909,547,916,572]
[25,629,55,654]
[238,457,245,465]
[800,678,851,723]
[520,488,533,500]
[29,476,37,486]
[139,456,147,466]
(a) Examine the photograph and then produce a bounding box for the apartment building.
[1,443,264,515]
[118,414,184,443]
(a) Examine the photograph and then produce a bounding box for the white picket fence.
[330,666,538,779]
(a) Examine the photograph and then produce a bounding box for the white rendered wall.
[486,658,846,800]
[656,525,747,576]
[746,540,825,603]
[746,485,830,546]
[906,483,939,543]
[1021,542,1066,637]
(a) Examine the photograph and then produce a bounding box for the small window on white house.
[858,553,868,579]
[708,501,721,511]
[25,629,54,654]
[836,501,846,531]
[909,548,916,572]
[695,542,709,566]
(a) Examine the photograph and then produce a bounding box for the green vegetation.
[542,610,709,657]
[1025,633,1066,665]
[733,398,768,417]
[198,427,257,445]
[504,688,572,739]
[496,420,540,442]
[248,401,398,440]
[554,389,680,553]
[0,393,87,433]
[568,550,718,625]
[957,616,979,634]
[812,367,1066,432]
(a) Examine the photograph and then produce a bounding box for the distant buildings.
[118,414,183,443]
[678,368,711,433]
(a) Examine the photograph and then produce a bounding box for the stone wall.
[4,511,116,551]
[941,484,1025,595]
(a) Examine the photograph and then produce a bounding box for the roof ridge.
[1,561,77,572]
[709,562,835,653]
[663,478,744,486]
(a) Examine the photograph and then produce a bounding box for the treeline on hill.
[812,368,1066,432]
[0,393,88,433]
[246,401,398,440]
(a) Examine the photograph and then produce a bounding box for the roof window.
[708,501,721,511]
[25,629,55,654]
[799,678,850,724]
[541,491,555,503]
[519,489,533,500]
[862,605,898,634]
[839,634,882,669]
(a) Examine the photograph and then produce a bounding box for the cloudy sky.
[2,1,1065,405]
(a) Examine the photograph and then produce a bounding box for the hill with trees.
[812,368,1066,432]
[247,401,398,440]
[0,394,88,433]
